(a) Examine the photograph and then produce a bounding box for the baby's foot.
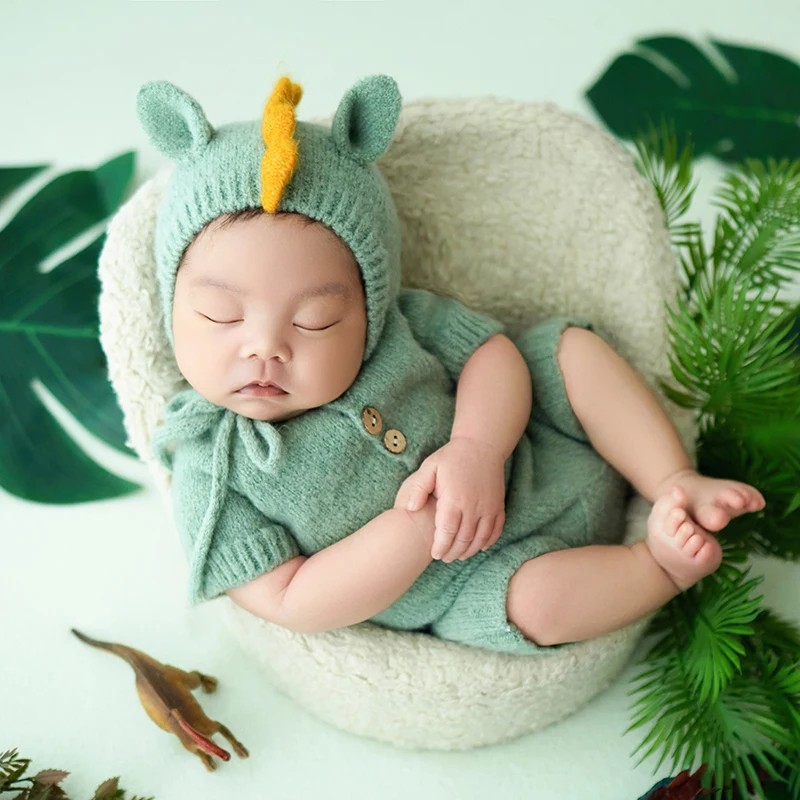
[646,486,723,591]
[655,468,766,532]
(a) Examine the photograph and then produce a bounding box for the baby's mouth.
[238,381,288,396]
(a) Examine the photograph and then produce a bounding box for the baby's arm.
[226,497,437,634]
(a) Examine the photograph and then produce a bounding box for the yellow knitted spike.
[260,77,303,213]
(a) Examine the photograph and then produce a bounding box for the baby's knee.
[556,326,618,413]
[555,326,601,375]
[506,556,563,647]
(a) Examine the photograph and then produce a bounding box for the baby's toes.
[695,503,729,532]
[726,483,765,513]
[649,488,685,531]
[746,488,766,512]
[720,488,746,510]
[666,506,688,537]
[674,520,695,548]
[697,537,723,571]
[683,532,706,557]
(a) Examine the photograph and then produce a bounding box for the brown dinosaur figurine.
[71,628,249,770]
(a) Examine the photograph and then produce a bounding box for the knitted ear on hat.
[136,81,214,163]
[331,75,402,165]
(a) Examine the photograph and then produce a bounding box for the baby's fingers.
[406,487,431,512]
[396,467,436,511]
[440,515,478,563]
[431,505,462,560]
[483,511,506,550]
[486,513,505,550]
[458,516,497,560]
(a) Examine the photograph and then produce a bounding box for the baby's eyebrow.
[189,277,352,302]
[189,277,245,294]
[295,282,352,302]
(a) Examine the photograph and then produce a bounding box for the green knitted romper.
[140,74,630,655]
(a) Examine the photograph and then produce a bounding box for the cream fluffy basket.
[97,96,694,750]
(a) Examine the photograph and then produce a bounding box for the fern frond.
[661,272,800,428]
[631,130,800,800]
[711,159,800,291]
[756,609,800,654]
[0,749,29,790]
[682,567,764,704]
[632,119,697,232]
[628,609,795,799]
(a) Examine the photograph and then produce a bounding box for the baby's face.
[171,212,367,422]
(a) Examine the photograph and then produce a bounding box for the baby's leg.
[556,327,764,527]
[507,487,720,645]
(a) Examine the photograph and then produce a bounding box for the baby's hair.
[177,208,345,272]
[214,207,320,230]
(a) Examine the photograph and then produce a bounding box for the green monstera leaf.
[0,156,141,503]
[587,36,800,163]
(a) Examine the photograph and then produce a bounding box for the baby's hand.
[394,437,506,562]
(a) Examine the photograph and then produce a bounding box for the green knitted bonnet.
[136,75,404,361]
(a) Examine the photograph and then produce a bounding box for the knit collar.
[152,388,284,473]
[152,389,285,601]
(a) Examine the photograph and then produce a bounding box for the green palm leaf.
[628,123,800,799]
[661,273,800,427]
[632,119,697,230]
[681,567,763,705]
[711,159,800,288]
[756,609,800,654]
[628,638,793,798]
[587,35,800,162]
[0,156,141,503]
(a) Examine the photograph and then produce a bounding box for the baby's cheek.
[178,334,226,389]
[323,348,361,393]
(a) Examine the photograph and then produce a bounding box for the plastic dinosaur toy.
[71,628,249,770]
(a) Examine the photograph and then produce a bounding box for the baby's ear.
[331,75,402,165]
[136,81,214,163]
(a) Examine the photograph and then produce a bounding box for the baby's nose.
[240,327,290,363]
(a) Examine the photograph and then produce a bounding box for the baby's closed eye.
[199,311,243,324]
[294,320,340,332]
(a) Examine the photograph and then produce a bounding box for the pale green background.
[2,1,799,798]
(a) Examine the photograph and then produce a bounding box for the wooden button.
[383,428,407,454]
[361,406,383,435]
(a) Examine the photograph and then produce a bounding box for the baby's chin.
[228,392,313,422]
[184,383,303,422]
[227,396,306,422]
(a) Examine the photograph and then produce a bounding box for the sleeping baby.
[142,74,765,654]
